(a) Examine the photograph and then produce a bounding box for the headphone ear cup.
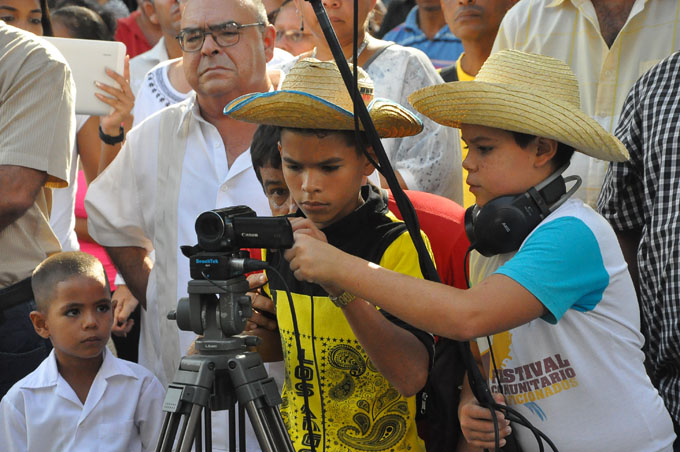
[467,195,541,257]
[464,205,478,247]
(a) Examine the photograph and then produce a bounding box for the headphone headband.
[465,166,581,257]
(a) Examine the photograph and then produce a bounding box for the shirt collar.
[179,76,277,135]
[19,347,137,390]
[174,92,200,134]
[145,36,169,63]
[404,5,457,40]
[404,6,421,32]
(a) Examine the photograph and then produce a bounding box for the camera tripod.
[154,278,295,452]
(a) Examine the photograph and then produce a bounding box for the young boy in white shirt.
[0,251,165,452]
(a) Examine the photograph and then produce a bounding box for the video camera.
[181,205,293,280]
[172,206,293,344]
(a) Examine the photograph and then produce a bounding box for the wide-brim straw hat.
[224,58,423,138]
[408,50,629,162]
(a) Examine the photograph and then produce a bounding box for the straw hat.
[408,50,629,162]
[224,58,423,138]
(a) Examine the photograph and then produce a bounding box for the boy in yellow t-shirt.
[225,58,433,452]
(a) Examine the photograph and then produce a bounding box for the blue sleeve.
[493,216,609,323]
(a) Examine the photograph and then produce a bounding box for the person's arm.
[340,296,429,396]
[286,232,545,341]
[597,69,646,295]
[615,228,642,294]
[0,166,47,233]
[76,117,103,184]
[135,375,166,452]
[106,246,152,309]
[287,215,607,341]
[0,397,27,452]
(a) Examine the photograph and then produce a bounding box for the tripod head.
[167,205,293,354]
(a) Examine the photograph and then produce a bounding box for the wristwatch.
[99,125,125,145]
[329,291,356,308]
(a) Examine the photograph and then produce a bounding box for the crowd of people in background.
[1,0,680,451]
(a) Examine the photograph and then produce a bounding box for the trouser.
[0,278,52,399]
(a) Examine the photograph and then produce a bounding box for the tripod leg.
[157,412,182,452]
[179,404,203,452]
[204,409,212,452]
[195,412,202,452]
[155,412,172,452]
[239,404,246,452]
[229,399,236,452]
[245,400,296,452]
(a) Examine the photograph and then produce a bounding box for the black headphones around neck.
[464,164,582,257]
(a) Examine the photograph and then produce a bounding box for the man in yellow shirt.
[438,0,517,207]
[492,0,680,207]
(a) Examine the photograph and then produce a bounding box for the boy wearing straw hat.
[225,58,433,452]
[279,50,676,451]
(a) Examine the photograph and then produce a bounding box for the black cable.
[464,246,473,289]
[461,251,558,452]
[487,337,503,396]
[262,263,317,452]
[201,272,228,291]
[461,250,500,451]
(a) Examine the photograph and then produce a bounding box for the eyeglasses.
[176,21,265,52]
[275,29,312,43]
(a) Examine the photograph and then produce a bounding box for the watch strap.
[329,291,356,307]
[99,125,125,145]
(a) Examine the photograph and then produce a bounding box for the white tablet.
[42,36,126,116]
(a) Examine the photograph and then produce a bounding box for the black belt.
[0,277,33,312]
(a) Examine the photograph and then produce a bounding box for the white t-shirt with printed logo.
[476,199,675,451]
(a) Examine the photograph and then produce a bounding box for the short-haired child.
[251,123,296,216]
[0,251,165,452]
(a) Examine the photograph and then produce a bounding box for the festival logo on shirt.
[479,331,580,421]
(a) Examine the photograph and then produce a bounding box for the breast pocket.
[98,420,139,452]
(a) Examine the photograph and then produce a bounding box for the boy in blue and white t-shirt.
[279,50,676,451]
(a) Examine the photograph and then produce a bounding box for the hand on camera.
[284,219,344,293]
[245,273,277,332]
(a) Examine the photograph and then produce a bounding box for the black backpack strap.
[370,221,408,264]
[439,64,459,83]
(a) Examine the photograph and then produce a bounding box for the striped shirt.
[383,6,463,69]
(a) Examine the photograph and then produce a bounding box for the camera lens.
[195,211,225,250]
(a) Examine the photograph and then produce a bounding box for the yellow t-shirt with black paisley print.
[264,185,434,452]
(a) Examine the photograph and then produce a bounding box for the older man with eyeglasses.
[85,0,277,450]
